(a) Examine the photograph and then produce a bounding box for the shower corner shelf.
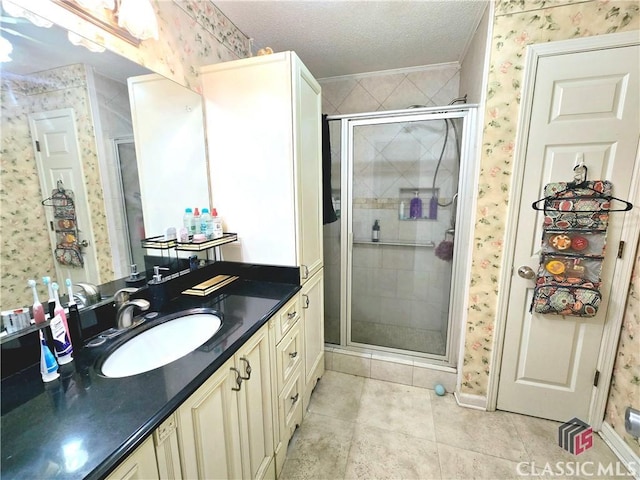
[398,187,439,221]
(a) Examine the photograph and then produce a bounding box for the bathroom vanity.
[0,263,324,479]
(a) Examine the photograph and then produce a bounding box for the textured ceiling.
[214,0,489,79]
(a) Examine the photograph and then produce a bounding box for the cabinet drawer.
[275,295,301,343]
[275,321,302,393]
[278,370,303,445]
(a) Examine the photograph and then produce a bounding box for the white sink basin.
[101,312,222,378]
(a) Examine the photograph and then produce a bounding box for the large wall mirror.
[0,8,210,310]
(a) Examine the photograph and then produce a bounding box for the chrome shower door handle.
[517,266,535,279]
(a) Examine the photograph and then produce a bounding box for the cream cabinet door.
[234,323,275,480]
[202,52,323,280]
[105,437,159,480]
[176,357,242,480]
[293,55,323,283]
[153,413,182,480]
[302,269,325,412]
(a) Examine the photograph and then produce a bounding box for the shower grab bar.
[352,240,435,248]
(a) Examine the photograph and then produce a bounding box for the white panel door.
[29,108,100,284]
[498,44,639,421]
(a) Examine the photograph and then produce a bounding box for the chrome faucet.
[116,299,150,329]
[76,282,101,305]
[114,287,139,308]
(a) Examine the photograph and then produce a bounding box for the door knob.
[79,240,89,247]
[517,266,535,279]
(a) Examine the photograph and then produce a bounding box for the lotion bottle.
[211,208,223,239]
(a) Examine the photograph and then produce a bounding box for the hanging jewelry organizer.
[42,180,84,268]
[530,164,633,317]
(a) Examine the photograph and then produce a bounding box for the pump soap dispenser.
[148,266,169,311]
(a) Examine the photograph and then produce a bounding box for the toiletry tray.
[142,233,238,251]
[175,233,238,251]
[141,235,177,249]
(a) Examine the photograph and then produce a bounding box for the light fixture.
[51,0,158,45]
[116,0,158,41]
[67,30,105,52]
[74,0,114,10]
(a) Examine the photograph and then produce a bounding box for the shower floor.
[350,319,446,356]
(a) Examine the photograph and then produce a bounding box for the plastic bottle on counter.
[200,208,214,239]
[211,208,224,239]
[193,207,201,237]
[183,208,195,238]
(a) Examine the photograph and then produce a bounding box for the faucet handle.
[116,299,150,329]
[114,287,139,307]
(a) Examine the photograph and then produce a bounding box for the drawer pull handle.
[290,393,299,404]
[239,357,252,380]
[302,294,309,309]
[287,311,297,319]
[230,367,243,391]
[289,351,298,358]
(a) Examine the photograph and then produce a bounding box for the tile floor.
[280,371,623,480]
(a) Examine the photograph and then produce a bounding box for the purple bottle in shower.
[409,191,422,219]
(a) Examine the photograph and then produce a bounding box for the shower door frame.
[338,105,478,366]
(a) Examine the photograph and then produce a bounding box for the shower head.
[448,95,468,105]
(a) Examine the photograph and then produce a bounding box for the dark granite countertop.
[1,266,300,479]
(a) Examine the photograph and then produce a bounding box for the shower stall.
[324,104,477,366]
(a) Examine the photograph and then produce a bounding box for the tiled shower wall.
[320,64,460,352]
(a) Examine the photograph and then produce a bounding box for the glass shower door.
[347,114,461,358]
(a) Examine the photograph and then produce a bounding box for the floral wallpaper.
[462,0,639,400]
[0,64,113,309]
[606,244,640,455]
[0,65,113,309]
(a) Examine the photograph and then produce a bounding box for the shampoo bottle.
[39,330,59,382]
[429,195,438,220]
[409,191,423,219]
[50,282,73,364]
[372,220,380,242]
[28,279,46,324]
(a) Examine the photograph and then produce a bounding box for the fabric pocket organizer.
[531,284,601,317]
[530,180,612,318]
[532,252,604,317]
